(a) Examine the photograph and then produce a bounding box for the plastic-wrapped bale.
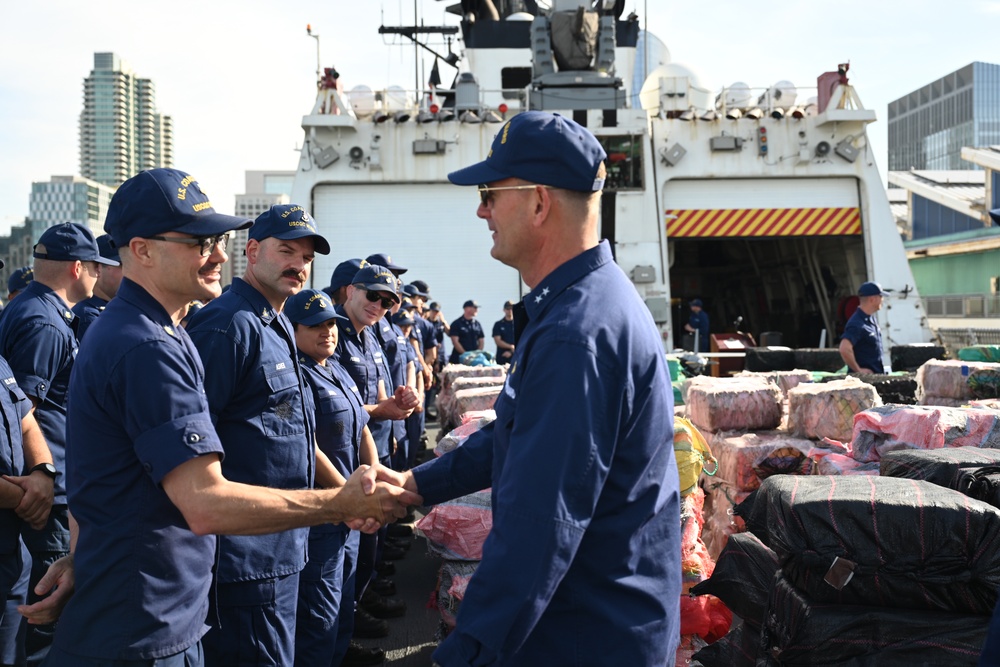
[787,377,881,442]
[417,489,492,561]
[736,369,812,397]
[435,414,496,457]
[686,376,783,433]
[691,531,779,630]
[880,446,1000,509]
[853,372,918,405]
[440,376,505,427]
[435,560,480,636]
[453,386,502,422]
[916,359,1000,401]
[810,450,880,476]
[439,363,506,390]
[737,475,1000,614]
[920,395,972,407]
[891,343,947,372]
[969,367,1000,399]
[680,487,712,593]
[851,404,1000,463]
[760,572,988,666]
[674,418,715,497]
[701,479,749,560]
[692,618,760,667]
[971,398,1000,410]
[708,430,815,492]
[679,595,731,645]
[958,345,1000,363]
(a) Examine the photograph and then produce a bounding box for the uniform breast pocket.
[260,366,306,437]
[318,397,353,453]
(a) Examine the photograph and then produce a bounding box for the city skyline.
[1,0,996,234]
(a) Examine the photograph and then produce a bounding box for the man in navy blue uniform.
[684,298,710,352]
[6,267,33,303]
[28,170,418,667]
[839,281,888,374]
[448,300,484,363]
[71,234,123,342]
[0,222,118,665]
[379,111,681,666]
[491,300,516,364]
[185,202,345,666]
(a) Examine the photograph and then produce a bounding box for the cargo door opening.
[664,178,865,350]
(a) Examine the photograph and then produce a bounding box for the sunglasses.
[362,288,395,309]
[477,184,553,207]
[145,233,230,257]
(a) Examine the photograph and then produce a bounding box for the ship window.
[599,135,643,191]
[500,68,532,99]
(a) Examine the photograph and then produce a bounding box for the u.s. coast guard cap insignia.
[249,204,330,255]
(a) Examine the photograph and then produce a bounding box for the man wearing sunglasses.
[28,170,419,667]
[376,111,681,666]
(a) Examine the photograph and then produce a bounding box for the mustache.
[199,264,220,275]
[282,269,306,282]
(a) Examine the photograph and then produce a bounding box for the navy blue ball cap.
[402,284,429,299]
[7,266,32,294]
[105,169,252,250]
[690,298,703,307]
[858,281,890,297]
[365,253,407,275]
[328,258,367,292]
[463,299,479,309]
[96,233,120,263]
[352,264,401,304]
[35,223,119,266]
[249,204,330,255]
[428,301,441,312]
[285,288,349,326]
[400,298,418,311]
[393,311,414,327]
[448,111,607,193]
[410,279,430,295]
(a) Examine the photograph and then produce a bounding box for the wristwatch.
[28,463,58,479]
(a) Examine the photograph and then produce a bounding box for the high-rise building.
[28,175,116,239]
[227,171,294,284]
[79,52,173,187]
[888,62,1000,171]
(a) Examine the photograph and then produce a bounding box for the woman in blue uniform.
[286,289,383,667]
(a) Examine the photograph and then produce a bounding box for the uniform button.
[187,433,201,443]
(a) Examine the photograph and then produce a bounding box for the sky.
[0,0,996,236]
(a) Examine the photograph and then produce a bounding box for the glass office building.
[79,53,173,187]
[888,61,1000,171]
[28,175,115,239]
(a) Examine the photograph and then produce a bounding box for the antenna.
[306,24,321,87]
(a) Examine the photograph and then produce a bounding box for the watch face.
[32,463,57,478]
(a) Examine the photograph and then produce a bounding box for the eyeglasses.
[478,184,553,207]
[362,288,395,309]
[145,233,230,256]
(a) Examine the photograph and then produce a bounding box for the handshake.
[339,464,421,533]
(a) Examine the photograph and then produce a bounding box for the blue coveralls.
[492,317,515,365]
[0,357,29,658]
[186,278,315,667]
[48,279,223,666]
[294,355,368,667]
[70,294,108,342]
[688,309,710,352]
[842,307,885,373]
[0,280,75,664]
[448,316,484,363]
[413,242,682,666]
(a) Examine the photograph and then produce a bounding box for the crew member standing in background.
[684,298,709,352]
[839,281,888,374]
[492,300,515,364]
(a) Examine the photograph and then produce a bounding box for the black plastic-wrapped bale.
[691,532,779,629]
[891,344,947,372]
[737,475,1000,614]
[691,619,759,667]
[758,572,988,666]
[744,347,796,373]
[792,348,845,373]
[881,446,1000,488]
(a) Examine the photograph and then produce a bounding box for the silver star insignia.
[534,294,543,304]
[541,287,550,297]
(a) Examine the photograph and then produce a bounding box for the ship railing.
[923,294,1000,319]
[339,85,530,123]
[934,327,1000,356]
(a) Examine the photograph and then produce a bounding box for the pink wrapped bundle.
[810,449,880,476]
[435,415,496,457]
[918,396,969,407]
[788,377,882,442]
[709,431,816,491]
[440,363,505,390]
[439,376,505,426]
[737,369,813,397]
[454,386,502,419]
[681,488,713,591]
[971,399,1000,410]
[436,560,480,632]
[417,490,493,561]
[851,404,1000,463]
[916,359,1000,400]
[701,480,749,560]
[686,377,783,433]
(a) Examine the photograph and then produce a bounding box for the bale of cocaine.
[686,376,783,433]
[787,377,881,442]
[738,475,1000,614]
[851,404,1000,463]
